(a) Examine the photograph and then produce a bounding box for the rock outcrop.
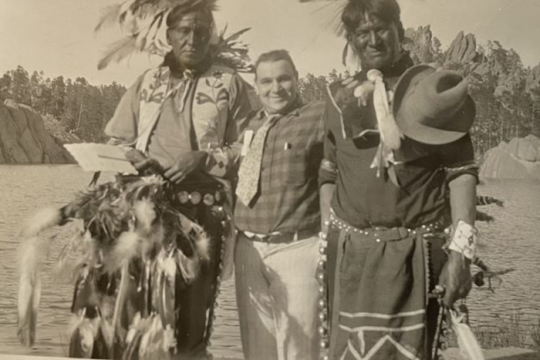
[444,31,479,65]
[404,26,438,65]
[526,62,540,94]
[480,135,540,179]
[0,100,75,164]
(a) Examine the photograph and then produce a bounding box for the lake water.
[0,165,539,358]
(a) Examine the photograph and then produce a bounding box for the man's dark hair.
[166,1,216,28]
[254,50,299,79]
[342,0,405,41]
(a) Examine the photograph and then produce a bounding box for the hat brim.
[392,65,475,145]
[397,95,475,145]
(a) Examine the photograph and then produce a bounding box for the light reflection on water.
[0,165,538,357]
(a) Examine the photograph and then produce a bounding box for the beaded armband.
[320,159,337,175]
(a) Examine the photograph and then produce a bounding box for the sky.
[0,0,539,87]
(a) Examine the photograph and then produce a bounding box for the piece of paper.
[64,143,138,174]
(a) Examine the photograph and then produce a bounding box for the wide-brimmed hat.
[392,65,475,145]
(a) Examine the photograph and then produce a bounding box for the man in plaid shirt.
[234,49,325,360]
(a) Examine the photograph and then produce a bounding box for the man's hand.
[125,149,157,172]
[163,151,208,184]
[438,250,473,307]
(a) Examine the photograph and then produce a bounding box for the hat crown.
[412,70,469,126]
[393,65,476,145]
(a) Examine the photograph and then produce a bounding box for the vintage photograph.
[0,0,539,359]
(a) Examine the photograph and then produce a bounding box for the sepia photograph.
[0,0,539,359]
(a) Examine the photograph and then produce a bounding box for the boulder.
[480,135,540,179]
[0,100,75,164]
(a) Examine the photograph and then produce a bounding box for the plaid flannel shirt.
[234,100,326,234]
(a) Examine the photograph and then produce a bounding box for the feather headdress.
[96,0,253,72]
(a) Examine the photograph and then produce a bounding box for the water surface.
[0,166,538,357]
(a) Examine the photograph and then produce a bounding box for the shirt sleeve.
[202,72,253,178]
[438,133,479,182]
[319,103,339,187]
[104,74,145,148]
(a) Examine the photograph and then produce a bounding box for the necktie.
[236,114,279,206]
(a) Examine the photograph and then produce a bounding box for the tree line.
[0,66,126,143]
[1,26,539,159]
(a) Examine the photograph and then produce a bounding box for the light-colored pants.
[235,233,321,360]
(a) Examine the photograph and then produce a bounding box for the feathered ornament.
[16,173,226,359]
[449,309,486,360]
[95,0,253,72]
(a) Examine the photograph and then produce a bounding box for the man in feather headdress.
[84,1,252,359]
[318,0,479,359]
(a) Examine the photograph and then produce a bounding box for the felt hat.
[392,65,475,145]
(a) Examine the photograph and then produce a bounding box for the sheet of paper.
[64,143,138,174]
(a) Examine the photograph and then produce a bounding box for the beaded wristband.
[448,220,478,260]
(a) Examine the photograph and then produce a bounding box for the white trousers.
[234,233,321,360]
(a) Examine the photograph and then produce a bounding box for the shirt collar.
[256,97,303,120]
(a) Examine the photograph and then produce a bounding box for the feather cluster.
[96,0,253,72]
[17,174,217,358]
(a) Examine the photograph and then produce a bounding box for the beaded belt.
[173,189,225,206]
[329,211,439,242]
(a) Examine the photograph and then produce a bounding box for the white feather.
[20,207,63,238]
[195,231,210,261]
[112,265,131,337]
[177,250,200,283]
[17,234,51,347]
[126,312,142,345]
[451,310,486,360]
[133,199,156,233]
[77,317,100,358]
[100,318,115,348]
[104,231,140,274]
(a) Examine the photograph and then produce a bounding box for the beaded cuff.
[448,220,478,259]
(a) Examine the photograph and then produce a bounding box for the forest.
[1,26,539,159]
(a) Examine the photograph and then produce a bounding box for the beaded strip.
[318,220,330,360]
[202,205,231,359]
[329,214,438,242]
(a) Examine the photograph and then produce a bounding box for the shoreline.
[0,348,538,360]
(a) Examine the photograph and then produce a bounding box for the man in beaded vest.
[97,2,252,359]
[318,0,479,359]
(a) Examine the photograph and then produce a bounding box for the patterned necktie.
[236,114,280,206]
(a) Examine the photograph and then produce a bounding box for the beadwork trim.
[318,221,330,360]
[329,212,438,243]
[203,205,229,359]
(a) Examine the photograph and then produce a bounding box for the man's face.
[167,11,212,68]
[348,13,402,70]
[255,59,299,115]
